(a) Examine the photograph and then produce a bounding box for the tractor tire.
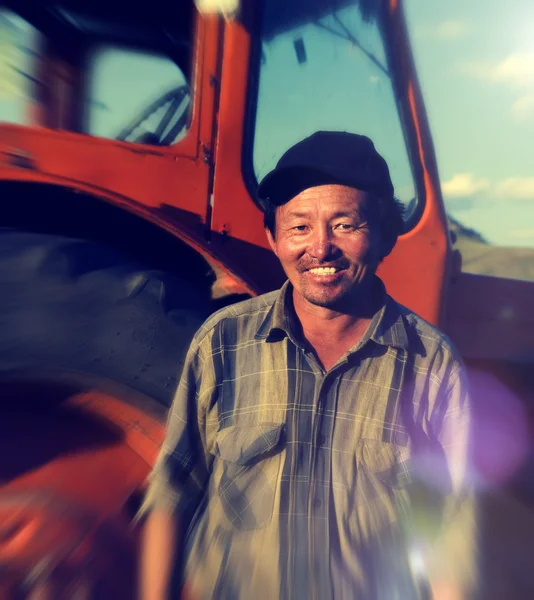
[0,228,214,408]
[0,228,216,597]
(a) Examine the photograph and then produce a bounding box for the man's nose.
[308,226,335,261]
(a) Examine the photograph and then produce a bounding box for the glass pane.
[405,0,534,281]
[0,8,40,125]
[252,0,417,213]
[88,47,189,145]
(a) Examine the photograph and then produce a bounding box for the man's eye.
[334,223,355,231]
[293,225,308,232]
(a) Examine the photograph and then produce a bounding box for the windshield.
[251,0,418,217]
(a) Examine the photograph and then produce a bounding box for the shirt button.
[317,434,326,446]
[313,498,322,508]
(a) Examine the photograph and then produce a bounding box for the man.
[140,131,477,600]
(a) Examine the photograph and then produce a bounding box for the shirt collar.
[255,280,298,344]
[363,293,410,351]
[254,278,410,352]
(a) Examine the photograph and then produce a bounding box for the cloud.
[435,20,470,39]
[511,93,534,120]
[444,197,477,212]
[460,52,534,120]
[461,52,534,86]
[442,173,490,197]
[442,174,534,203]
[494,177,534,200]
[418,20,470,40]
[492,53,534,86]
[509,228,534,240]
[461,61,500,81]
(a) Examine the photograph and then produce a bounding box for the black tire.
[0,228,214,409]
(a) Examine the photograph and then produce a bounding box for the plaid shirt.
[143,279,476,600]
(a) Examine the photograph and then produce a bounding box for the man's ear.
[370,228,392,264]
[265,228,278,256]
[378,233,396,263]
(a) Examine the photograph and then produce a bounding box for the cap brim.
[257,165,345,209]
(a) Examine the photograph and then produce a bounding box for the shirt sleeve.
[139,334,217,524]
[425,363,479,596]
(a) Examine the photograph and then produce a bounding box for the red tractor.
[0,0,533,597]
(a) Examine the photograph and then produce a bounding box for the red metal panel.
[446,272,534,361]
[209,14,286,294]
[0,13,219,220]
[0,14,255,293]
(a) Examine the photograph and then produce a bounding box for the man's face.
[266,184,384,310]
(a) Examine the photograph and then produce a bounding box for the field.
[450,217,534,282]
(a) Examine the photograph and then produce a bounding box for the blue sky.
[2,2,534,248]
[404,0,534,247]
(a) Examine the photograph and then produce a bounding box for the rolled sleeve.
[140,335,217,523]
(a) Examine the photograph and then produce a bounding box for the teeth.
[309,267,337,275]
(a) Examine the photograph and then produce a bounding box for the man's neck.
[290,280,382,370]
[292,279,379,332]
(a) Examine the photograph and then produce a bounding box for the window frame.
[84,42,192,146]
[242,0,426,233]
[3,2,204,157]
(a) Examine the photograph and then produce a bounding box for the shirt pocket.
[213,423,285,531]
[361,439,412,488]
[354,439,412,539]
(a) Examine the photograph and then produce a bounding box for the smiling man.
[140,131,477,600]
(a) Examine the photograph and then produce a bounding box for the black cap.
[257,131,394,209]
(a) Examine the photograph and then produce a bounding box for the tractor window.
[87,47,189,145]
[0,8,40,126]
[250,0,418,220]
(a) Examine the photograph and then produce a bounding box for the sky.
[1,1,534,248]
[404,0,534,247]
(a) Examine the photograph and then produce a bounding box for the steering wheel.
[115,85,190,146]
